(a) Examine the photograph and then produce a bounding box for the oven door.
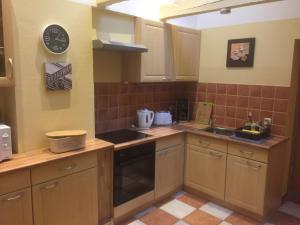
[114,142,155,207]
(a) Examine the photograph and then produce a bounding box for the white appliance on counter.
[137,109,154,129]
[0,124,12,162]
[154,111,172,126]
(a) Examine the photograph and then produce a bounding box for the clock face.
[42,24,69,54]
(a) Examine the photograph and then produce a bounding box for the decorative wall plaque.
[45,63,72,90]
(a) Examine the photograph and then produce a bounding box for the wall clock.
[42,24,70,54]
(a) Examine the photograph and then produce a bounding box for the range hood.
[93,39,148,53]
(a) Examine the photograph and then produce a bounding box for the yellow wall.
[11,0,95,152]
[199,18,300,87]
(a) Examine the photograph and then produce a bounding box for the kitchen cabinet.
[185,144,226,200]
[155,135,184,200]
[0,0,14,87]
[0,188,33,225]
[32,153,98,225]
[0,169,33,225]
[123,18,173,83]
[225,155,267,215]
[171,26,200,82]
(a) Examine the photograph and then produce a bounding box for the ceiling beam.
[97,0,127,7]
[160,0,282,20]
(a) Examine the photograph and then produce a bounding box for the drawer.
[0,169,31,196]
[31,152,97,185]
[156,134,184,151]
[228,143,268,163]
[186,134,227,153]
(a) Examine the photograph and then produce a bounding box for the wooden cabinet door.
[225,155,267,215]
[185,144,226,200]
[155,144,184,199]
[32,168,98,225]
[0,0,14,87]
[136,19,172,82]
[172,26,200,82]
[0,188,33,225]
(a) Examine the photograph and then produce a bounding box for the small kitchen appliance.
[175,99,189,122]
[154,111,172,126]
[137,109,154,129]
[0,124,12,162]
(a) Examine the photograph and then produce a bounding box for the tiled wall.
[94,82,189,134]
[190,83,290,136]
[94,82,290,136]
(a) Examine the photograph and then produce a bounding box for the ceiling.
[105,0,300,29]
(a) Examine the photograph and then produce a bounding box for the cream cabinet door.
[32,168,98,225]
[185,144,226,200]
[0,0,14,87]
[0,188,33,225]
[172,26,200,82]
[155,144,184,199]
[225,155,267,215]
[136,19,172,82]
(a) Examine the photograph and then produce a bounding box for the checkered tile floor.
[117,192,300,225]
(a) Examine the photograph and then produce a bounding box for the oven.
[113,142,155,207]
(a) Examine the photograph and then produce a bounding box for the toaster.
[154,111,173,126]
[0,124,12,162]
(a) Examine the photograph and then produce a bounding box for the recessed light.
[220,7,231,14]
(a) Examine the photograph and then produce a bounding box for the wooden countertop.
[0,139,114,175]
[110,122,287,151]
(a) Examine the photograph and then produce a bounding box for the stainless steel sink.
[203,127,235,136]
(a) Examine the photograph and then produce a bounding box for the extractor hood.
[93,39,148,53]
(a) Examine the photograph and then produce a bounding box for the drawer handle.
[40,182,59,190]
[3,193,23,202]
[240,149,254,156]
[199,140,210,147]
[61,163,77,172]
[209,151,222,158]
[247,161,261,169]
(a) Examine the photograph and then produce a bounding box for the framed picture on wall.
[226,38,256,67]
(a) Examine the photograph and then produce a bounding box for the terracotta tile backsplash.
[94,82,290,136]
[94,82,191,133]
[190,83,290,136]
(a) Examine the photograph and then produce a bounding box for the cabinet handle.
[40,182,59,190]
[8,58,13,80]
[162,77,167,81]
[247,161,261,169]
[240,149,254,157]
[60,163,77,172]
[199,140,210,147]
[3,193,23,202]
[209,151,222,158]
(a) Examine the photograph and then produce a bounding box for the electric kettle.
[137,109,154,129]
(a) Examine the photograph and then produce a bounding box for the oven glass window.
[114,142,155,207]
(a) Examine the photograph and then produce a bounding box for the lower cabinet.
[155,144,184,199]
[225,155,267,215]
[185,144,226,200]
[0,188,33,225]
[32,168,98,225]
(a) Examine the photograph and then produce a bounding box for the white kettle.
[137,109,154,129]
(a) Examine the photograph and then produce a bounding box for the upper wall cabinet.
[123,18,173,83]
[0,0,13,87]
[171,26,201,82]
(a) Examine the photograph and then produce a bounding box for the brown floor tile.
[225,213,263,225]
[184,210,221,225]
[139,208,178,225]
[269,211,300,225]
[176,193,207,208]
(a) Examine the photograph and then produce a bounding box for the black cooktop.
[96,129,151,144]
